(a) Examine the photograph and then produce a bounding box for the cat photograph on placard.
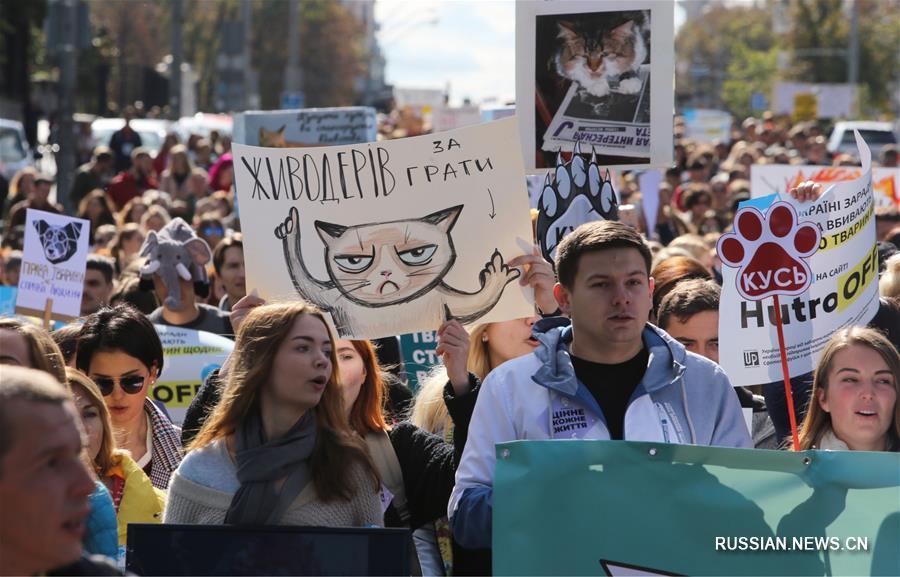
[274,205,521,338]
[536,10,651,125]
[258,126,316,148]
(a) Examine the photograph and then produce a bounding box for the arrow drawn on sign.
[488,188,496,219]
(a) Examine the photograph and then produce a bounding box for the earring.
[481,334,488,342]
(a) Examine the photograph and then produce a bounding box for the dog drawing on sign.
[33,220,83,264]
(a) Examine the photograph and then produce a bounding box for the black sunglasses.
[93,375,146,396]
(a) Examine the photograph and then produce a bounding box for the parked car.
[174,113,232,141]
[827,121,898,156]
[0,118,34,181]
[90,117,172,154]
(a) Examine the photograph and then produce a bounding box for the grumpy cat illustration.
[275,205,520,338]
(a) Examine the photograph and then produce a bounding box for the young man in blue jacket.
[449,220,751,549]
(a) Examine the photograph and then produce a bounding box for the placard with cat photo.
[16,209,91,321]
[231,117,536,340]
[232,107,377,147]
[516,0,674,171]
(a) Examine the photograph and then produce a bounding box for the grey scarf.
[224,408,317,525]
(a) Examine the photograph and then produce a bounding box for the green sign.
[494,441,899,576]
[399,330,440,392]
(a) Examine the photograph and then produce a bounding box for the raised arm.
[274,206,334,308]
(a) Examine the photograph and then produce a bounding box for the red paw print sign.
[717,200,822,451]
[717,202,821,301]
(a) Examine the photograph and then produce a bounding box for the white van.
[0,118,34,181]
[827,121,897,156]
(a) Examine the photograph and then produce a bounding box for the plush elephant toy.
[139,218,213,308]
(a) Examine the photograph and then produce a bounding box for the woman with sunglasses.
[196,216,226,252]
[76,304,183,490]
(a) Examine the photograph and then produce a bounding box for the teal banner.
[399,330,440,392]
[494,441,900,576]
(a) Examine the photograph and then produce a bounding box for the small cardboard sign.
[16,209,91,321]
[232,107,377,147]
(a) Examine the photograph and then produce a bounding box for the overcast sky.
[375,0,686,106]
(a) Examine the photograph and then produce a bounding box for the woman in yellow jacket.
[66,368,166,558]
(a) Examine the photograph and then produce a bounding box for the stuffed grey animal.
[139,218,213,308]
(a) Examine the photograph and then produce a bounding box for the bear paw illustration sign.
[717,201,821,301]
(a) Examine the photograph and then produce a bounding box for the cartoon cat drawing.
[274,205,520,338]
[258,126,314,148]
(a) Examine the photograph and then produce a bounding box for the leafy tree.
[675,3,776,114]
[254,0,367,109]
[784,0,848,83]
[786,0,900,115]
[722,43,779,120]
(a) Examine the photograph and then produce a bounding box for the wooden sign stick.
[42,298,54,332]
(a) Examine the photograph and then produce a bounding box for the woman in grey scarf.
[164,301,382,527]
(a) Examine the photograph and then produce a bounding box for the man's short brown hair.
[555,220,652,289]
[212,233,243,276]
[0,367,70,475]
[657,279,721,330]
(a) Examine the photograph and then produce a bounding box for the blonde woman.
[798,327,899,452]
[66,368,165,555]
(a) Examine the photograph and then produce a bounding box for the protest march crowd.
[1,90,900,577]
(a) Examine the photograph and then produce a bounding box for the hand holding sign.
[717,201,821,450]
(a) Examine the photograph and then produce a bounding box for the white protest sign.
[720,134,879,386]
[16,209,90,321]
[432,106,483,132]
[772,82,857,119]
[682,109,732,144]
[751,164,900,208]
[151,325,233,426]
[232,107,377,146]
[517,0,674,170]
[232,117,535,340]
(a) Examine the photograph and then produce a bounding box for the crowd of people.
[0,109,899,576]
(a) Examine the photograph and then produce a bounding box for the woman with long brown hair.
[164,301,381,526]
[77,189,116,245]
[798,327,900,452]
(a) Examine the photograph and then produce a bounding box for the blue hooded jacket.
[448,318,752,548]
